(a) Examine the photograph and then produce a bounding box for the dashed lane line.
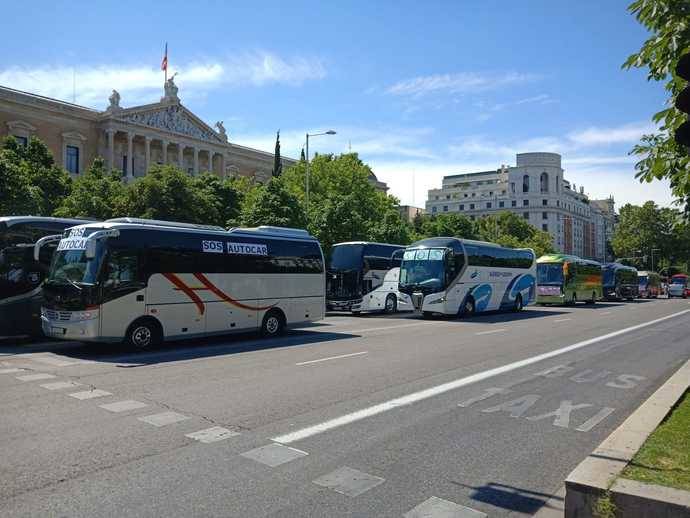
[40,381,82,391]
[296,351,368,366]
[0,368,25,374]
[138,411,190,427]
[185,426,239,444]
[553,318,572,323]
[271,309,690,445]
[69,389,112,400]
[99,400,148,413]
[474,328,507,336]
[16,373,56,382]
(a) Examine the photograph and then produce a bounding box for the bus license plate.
[51,326,66,335]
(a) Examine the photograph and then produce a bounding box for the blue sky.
[1,0,673,207]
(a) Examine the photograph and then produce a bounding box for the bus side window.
[105,249,141,288]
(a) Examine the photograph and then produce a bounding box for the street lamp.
[305,130,336,216]
[651,248,661,272]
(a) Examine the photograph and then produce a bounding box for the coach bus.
[326,242,411,314]
[0,216,90,337]
[398,237,536,318]
[536,254,602,305]
[668,273,689,298]
[41,218,325,348]
[602,262,639,301]
[637,271,661,298]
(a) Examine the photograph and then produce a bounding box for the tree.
[190,173,244,227]
[623,0,690,213]
[415,213,476,240]
[272,130,282,177]
[54,158,126,220]
[0,145,40,215]
[239,177,306,228]
[475,212,556,258]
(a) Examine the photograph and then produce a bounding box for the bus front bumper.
[536,294,566,305]
[41,309,101,341]
[326,298,363,312]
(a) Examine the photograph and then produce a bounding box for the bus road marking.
[99,400,148,413]
[600,312,611,316]
[351,322,434,334]
[296,351,368,366]
[185,426,239,444]
[271,309,690,444]
[475,328,507,336]
[553,318,572,323]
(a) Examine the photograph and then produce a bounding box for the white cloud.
[385,71,539,97]
[0,51,326,108]
[567,122,655,147]
[476,93,556,121]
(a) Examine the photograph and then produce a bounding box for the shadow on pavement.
[451,480,563,514]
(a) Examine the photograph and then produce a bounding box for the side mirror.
[85,239,97,259]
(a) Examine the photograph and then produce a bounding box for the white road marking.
[0,368,24,374]
[526,400,592,428]
[69,389,112,400]
[99,400,148,413]
[405,496,487,518]
[475,328,507,336]
[576,407,615,432]
[312,466,385,497]
[350,322,434,334]
[31,356,82,367]
[483,395,541,418]
[296,351,368,366]
[600,311,611,316]
[271,309,690,444]
[40,381,82,391]
[240,443,308,467]
[16,373,56,382]
[185,426,239,443]
[553,318,572,323]
[138,411,190,427]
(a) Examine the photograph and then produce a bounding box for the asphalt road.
[1,298,689,517]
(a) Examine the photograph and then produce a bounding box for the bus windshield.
[329,245,364,271]
[400,248,446,290]
[537,263,563,285]
[48,246,103,285]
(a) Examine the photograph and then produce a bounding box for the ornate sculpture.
[162,73,180,103]
[215,121,227,141]
[107,89,121,112]
[123,105,222,143]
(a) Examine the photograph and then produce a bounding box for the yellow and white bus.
[41,218,325,348]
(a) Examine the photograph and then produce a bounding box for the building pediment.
[112,104,225,144]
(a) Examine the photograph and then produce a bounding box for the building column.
[144,136,151,175]
[106,130,115,172]
[126,132,134,180]
[219,154,224,177]
[208,151,214,173]
[193,147,199,175]
[162,140,168,164]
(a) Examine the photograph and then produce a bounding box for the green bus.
[536,254,603,305]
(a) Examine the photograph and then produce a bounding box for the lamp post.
[651,248,661,272]
[305,130,336,217]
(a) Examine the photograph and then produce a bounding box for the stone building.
[425,152,616,261]
[0,78,294,183]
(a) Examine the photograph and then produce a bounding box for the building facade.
[0,79,294,183]
[398,205,425,222]
[425,152,616,261]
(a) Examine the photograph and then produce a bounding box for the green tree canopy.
[414,213,477,241]
[623,0,690,213]
[239,176,306,228]
[474,211,556,258]
[0,142,40,215]
[54,158,126,220]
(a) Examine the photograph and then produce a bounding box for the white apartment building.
[425,152,616,261]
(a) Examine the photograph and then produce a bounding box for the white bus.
[398,237,536,317]
[41,218,325,347]
[326,241,411,314]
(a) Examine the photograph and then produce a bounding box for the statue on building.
[215,121,228,141]
[107,89,121,112]
[162,73,180,103]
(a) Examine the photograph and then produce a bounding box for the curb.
[564,360,690,517]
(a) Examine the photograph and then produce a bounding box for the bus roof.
[70,219,319,242]
[407,236,530,251]
[0,216,92,227]
[332,241,405,248]
[671,273,688,278]
[537,254,600,266]
[603,262,637,272]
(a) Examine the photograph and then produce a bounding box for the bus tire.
[422,311,434,319]
[513,294,523,312]
[570,293,577,305]
[461,297,475,318]
[589,291,597,304]
[384,294,397,314]
[261,309,285,338]
[126,317,162,349]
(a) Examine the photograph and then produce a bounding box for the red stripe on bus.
[192,273,276,311]
[163,273,205,315]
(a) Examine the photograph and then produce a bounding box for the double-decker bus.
[668,273,689,298]
[602,263,639,301]
[326,242,411,314]
[536,254,602,305]
[0,216,90,337]
[41,218,325,348]
[398,237,536,318]
[637,271,661,298]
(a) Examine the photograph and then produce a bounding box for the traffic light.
[675,53,690,147]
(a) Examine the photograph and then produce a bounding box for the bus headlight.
[428,296,445,305]
[72,310,99,321]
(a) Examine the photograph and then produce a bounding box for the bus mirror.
[85,239,97,259]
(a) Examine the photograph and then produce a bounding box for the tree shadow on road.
[450,480,563,514]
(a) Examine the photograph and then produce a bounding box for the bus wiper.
[66,279,83,292]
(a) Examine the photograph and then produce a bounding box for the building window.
[13,135,28,146]
[542,199,548,206]
[511,200,517,207]
[432,206,437,213]
[459,204,464,210]
[499,201,505,208]
[542,223,548,231]
[489,191,493,196]
[464,193,468,198]
[510,182,515,193]
[470,203,475,210]
[435,196,439,200]
[523,212,529,219]
[122,155,128,174]
[522,174,530,193]
[66,145,80,174]
[523,199,529,207]
[471,193,476,197]
[486,202,492,209]
[556,200,560,207]
[540,172,549,193]
[443,205,448,212]
[446,195,451,200]
[542,211,548,220]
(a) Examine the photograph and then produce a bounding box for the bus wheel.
[589,292,597,304]
[461,297,475,318]
[570,293,577,305]
[261,310,285,337]
[384,294,397,314]
[513,294,523,312]
[126,318,162,349]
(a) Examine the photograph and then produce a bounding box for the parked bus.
[326,242,411,314]
[398,237,536,318]
[602,263,639,301]
[637,271,661,299]
[668,273,689,298]
[536,254,602,305]
[41,218,325,347]
[0,216,90,337]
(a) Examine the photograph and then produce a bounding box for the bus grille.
[412,293,424,310]
[44,309,71,322]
